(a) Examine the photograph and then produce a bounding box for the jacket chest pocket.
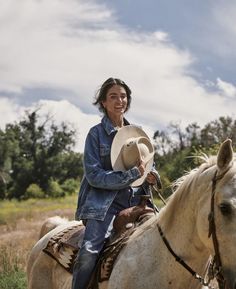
[100,144,112,169]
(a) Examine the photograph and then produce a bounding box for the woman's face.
[102,85,128,119]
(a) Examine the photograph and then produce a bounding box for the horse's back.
[27,219,80,289]
[39,216,69,238]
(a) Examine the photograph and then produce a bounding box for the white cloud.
[216,78,236,98]
[0,97,25,127]
[0,0,236,152]
[34,100,100,152]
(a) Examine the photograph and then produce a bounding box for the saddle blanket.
[43,223,85,273]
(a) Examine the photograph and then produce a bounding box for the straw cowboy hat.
[111,125,154,186]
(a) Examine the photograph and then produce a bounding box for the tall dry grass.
[0,195,77,289]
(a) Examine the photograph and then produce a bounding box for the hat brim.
[111,125,154,187]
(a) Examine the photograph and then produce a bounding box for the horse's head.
[196,139,236,289]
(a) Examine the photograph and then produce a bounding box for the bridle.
[208,168,231,289]
[157,167,231,289]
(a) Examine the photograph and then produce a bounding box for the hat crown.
[111,125,154,186]
[122,137,153,170]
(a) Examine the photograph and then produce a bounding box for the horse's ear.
[217,139,233,170]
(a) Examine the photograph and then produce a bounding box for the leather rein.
[157,168,231,289]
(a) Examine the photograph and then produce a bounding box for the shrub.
[47,179,64,198]
[61,178,80,195]
[25,184,45,199]
[0,182,7,199]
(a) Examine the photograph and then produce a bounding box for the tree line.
[154,116,236,196]
[0,110,235,200]
[0,110,83,199]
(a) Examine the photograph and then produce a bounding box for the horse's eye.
[219,202,232,216]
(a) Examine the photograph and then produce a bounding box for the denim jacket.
[75,115,142,221]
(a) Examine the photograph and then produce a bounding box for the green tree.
[2,109,83,199]
[154,116,236,198]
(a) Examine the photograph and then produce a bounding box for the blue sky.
[104,0,236,83]
[0,0,236,151]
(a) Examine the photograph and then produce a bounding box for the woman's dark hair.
[93,77,132,114]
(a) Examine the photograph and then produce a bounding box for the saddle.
[43,198,155,283]
[112,195,154,235]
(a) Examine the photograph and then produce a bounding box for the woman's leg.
[72,215,114,289]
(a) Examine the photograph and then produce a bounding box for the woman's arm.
[83,130,141,190]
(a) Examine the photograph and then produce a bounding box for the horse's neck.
[108,185,211,289]
[157,187,210,281]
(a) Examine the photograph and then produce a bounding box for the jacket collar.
[101,115,130,135]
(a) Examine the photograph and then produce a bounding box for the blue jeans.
[72,188,146,289]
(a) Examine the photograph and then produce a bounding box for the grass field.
[0,195,77,289]
[0,195,77,226]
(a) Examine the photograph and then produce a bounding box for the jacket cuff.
[128,167,141,180]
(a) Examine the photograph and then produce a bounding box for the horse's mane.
[131,152,236,238]
[173,152,236,192]
[130,154,218,239]
[160,153,236,232]
[158,155,217,227]
[172,154,216,192]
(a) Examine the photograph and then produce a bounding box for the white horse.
[27,139,236,289]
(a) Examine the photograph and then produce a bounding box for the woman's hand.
[146,172,157,185]
[145,171,162,188]
[137,159,145,176]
